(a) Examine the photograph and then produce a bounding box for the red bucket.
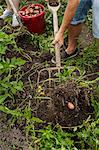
[19,4,45,34]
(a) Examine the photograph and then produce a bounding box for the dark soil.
[0,19,4,28]
[37,80,93,127]
[0,120,28,150]
[49,0,59,7]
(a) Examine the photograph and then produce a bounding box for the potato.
[40,8,43,13]
[25,9,29,15]
[22,5,43,17]
[33,14,37,16]
[35,6,39,9]
[29,8,34,14]
[30,4,35,8]
[22,11,26,16]
[33,10,40,15]
[67,102,75,110]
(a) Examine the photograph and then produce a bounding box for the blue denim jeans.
[71,0,99,39]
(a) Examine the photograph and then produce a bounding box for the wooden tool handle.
[55,43,61,68]
[53,11,61,67]
[53,11,58,36]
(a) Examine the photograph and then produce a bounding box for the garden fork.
[37,0,64,86]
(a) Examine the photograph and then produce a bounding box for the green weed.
[0,32,26,104]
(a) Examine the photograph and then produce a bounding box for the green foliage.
[91,87,99,118]
[0,57,26,74]
[0,32,19,54]
[23,106,43,124]
[58,66,83,81]
[0,57,25,104]
[63,42,98,72]
[29,33,54,52]
[57,66,98,88]
[0,105,22,117]
[0,32,26,104]
[21,106,44,144]
[37,115,99,150]
[76,43,97,70]
[38,125,74,150]
[0,79,23,104]
[77,119,99,150]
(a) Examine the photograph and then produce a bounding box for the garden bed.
[0,1,99,149]
[0,32,97,149]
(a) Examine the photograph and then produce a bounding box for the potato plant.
[0,32,26,104]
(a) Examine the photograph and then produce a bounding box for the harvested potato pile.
[20,4,43,17]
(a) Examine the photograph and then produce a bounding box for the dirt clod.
[37,80,93,127]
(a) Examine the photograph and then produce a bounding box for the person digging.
[52,0,99,60]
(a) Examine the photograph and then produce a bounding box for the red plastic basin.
[19,4,45,34]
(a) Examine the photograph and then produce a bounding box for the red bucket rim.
[19,4,45,19]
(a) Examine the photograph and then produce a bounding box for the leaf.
[16,58,26,66]
[95,86,99,97]
[0,45,7,54]
[96,72,99,75]
[94,128,99,135]
[0,95,8,104]
[0,105,23,117]
[13,80,23,91]
[0,63,3,69]
[31,117,43,123]
[10,80,23,94]
[9,64,16,68]
[11,57,26,66]
[73,127,78,132]
[10,87,17,94]
[61,146,66,150]
[67,66,77,75]
[85,77,99,85]
[1,82,10,89]
[79,82,89,88]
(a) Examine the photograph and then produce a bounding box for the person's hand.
[52,31,64,48]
